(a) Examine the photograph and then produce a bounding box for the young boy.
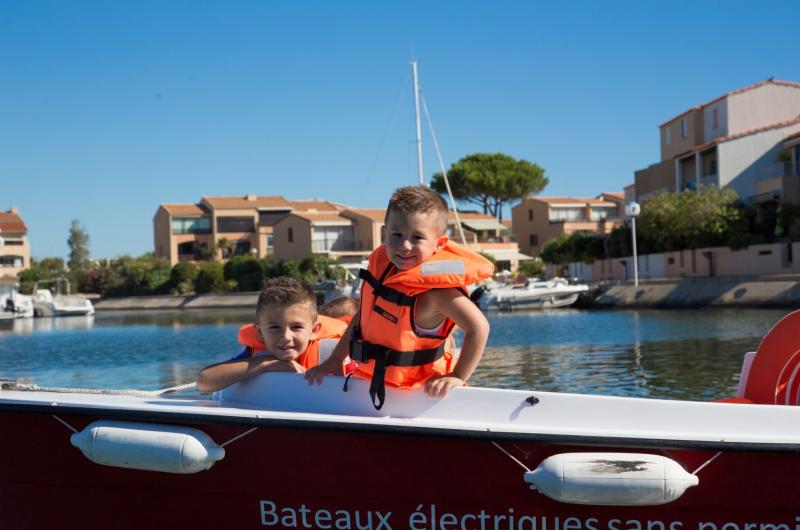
[196,276,347,392]
[318,296,358,324]
[305,186,493,409]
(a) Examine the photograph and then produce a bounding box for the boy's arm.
[425,288,490,397]
[197,355,304,392]
[305,311,359,385]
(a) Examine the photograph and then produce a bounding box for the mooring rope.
[1,381,197,398]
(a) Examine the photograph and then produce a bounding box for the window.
[529,234,538,246]
[258,210,291,227]
[665,127,671,146]
[177,241,195,256]
[590,206,615,221]
[171,217,211,234]
[2,239,23,245]
[312,226,355,252]
[549,208,585,222]
[265,234,274,255]
[0,255,23,268]
[681,118,688,139]
[234,240,251,256]
[288,227,294,243]
[216,216,255,233]
[528,209,533,221]
[712,108,719,130]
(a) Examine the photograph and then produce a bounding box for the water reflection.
[0,315,95,336]
[0,307,790,400]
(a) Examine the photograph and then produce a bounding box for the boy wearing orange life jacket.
[196,276,349,393]
[306,186,493,409]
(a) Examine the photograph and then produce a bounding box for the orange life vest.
[350,242,494,409]
[237,315,348,371]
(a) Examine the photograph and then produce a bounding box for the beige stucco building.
[154,196,531,273]
[511,193,625,255]
[0,207,30,280]
[634,79,800,206]
[154,195,384,266]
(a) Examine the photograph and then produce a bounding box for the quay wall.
[548,242,800,282]
[594,276,800,308]
[94,292,258,312]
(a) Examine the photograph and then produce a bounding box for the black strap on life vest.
[349,326,445,410]
[359,267,416,307]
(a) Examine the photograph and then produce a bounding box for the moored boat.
[1,311,800,528]
[476,277,590,311]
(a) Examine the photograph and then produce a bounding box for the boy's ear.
[254,323,265,342]
[311,319,323,338]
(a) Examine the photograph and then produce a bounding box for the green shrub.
[194,262,229,293]
[517,259,544,278]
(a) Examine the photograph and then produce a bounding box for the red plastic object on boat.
[744,310,800,405]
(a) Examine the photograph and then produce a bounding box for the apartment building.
[511,193,625,255]
[0,207,30,279]
[446,212,530,271]
[635,79,800,206]
[154,195,383,266]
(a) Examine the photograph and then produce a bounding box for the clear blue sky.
[1,1,798,259]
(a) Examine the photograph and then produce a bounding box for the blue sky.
[1,1,798,259]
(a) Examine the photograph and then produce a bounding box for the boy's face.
[384,209,448,271]
[255,302,321,361]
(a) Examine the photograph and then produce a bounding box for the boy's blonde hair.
[256,276,317,319]
[386,186,448,234]
[319,296,358,319]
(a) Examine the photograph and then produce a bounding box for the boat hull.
[2,403,799,529]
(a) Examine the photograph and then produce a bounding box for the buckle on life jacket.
[349,330,445,410]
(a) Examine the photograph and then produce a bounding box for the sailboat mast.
[411,59,425,186]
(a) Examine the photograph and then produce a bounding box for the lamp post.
[625,201,641,287]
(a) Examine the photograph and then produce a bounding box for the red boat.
[1,311,799,529]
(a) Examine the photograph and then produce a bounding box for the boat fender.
[524,452,698,506]
[70,420,225,474]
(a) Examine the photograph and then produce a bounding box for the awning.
[461,219,507,231]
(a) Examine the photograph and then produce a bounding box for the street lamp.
[625,201,641,287]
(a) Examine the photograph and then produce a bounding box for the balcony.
[754,162,800,203]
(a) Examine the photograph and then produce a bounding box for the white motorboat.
[476,277,589,311]
[0,283,34,318]
[32,289,95,317]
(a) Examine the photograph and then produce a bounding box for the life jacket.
[350,242,494,409]
[238,315,348,371]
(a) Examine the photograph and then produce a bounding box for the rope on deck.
[0,381,197,398]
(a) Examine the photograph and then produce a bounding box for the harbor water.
[0,308,790,401]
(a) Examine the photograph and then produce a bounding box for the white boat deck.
[2,373,800,448]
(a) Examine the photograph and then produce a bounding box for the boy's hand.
[425,374,465,398]
[305,356,339,385]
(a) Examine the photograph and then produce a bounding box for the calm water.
[0,308,791,401]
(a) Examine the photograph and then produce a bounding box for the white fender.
[524,452,698,506]
[70,420,225,474]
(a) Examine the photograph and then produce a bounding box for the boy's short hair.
[386,186,448,234]
[256,276,317,320]
[319,296,358,319]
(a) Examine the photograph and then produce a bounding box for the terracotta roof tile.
[660,79,800,128]
[291,212,353,224]
[0,211,27,233]
[201,195,291,209]
[448,211,497,221]
[343,208,386,221]
[690,116,800,154]
[288,200,341,212]
[162,204,208,216]
[784,130,800,142]
[531,197,617,206]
